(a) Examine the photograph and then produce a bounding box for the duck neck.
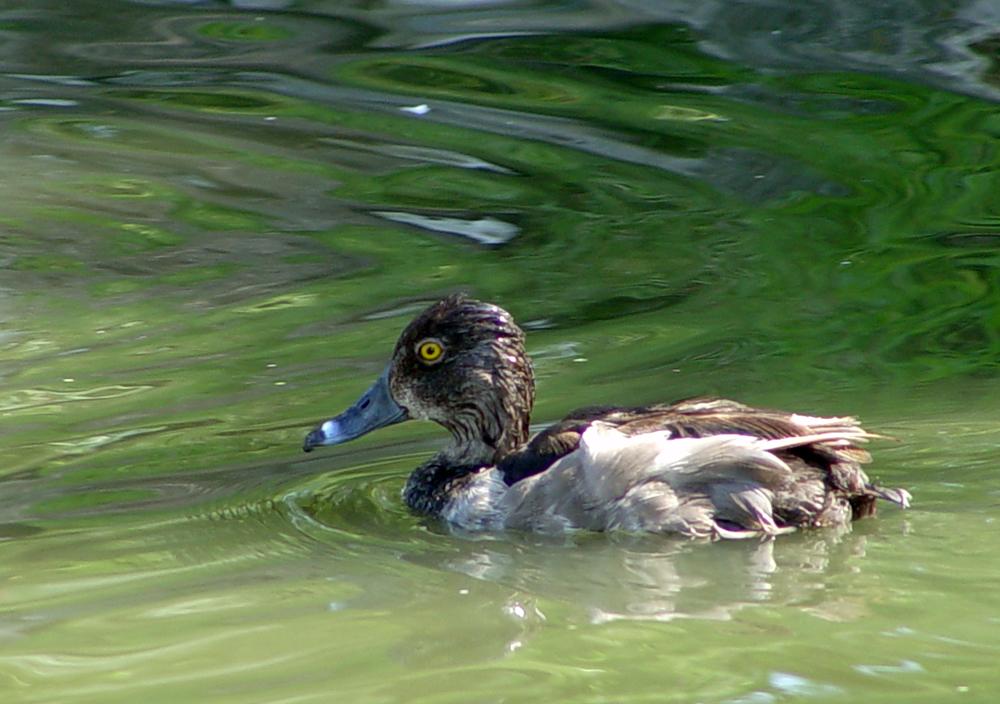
[403,385,532,517]
[454,429,522,465]
[439,383,533,466]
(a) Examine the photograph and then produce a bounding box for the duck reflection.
[423,529,875,627]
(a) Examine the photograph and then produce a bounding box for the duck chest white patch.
[441,468,508,531]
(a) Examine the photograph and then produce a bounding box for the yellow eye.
[417,339,444,363]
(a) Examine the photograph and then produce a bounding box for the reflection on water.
[430,532,877,625]
[0,0,999,702]
[0,431,984,703]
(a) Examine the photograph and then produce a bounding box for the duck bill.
[302,368,408,452]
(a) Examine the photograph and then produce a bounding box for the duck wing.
[499,423,819,537]
[497,398,909,534]
[649,400,913,519]
[499,398,870,482]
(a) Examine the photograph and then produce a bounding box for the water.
[1,0,999,701]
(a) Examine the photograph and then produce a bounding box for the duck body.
[304,295,910,539]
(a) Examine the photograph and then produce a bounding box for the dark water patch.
[928,231,1000,249]
[691,146,851,202]
[0,225,372,307]
[107,88,279,110]
[467,25,739,82]
[712,81,902,119]
[0,521,44,540]
[560,290,700,325]
[197,20,296,43]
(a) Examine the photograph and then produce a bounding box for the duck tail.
[867,484,912,509]
[755,431,874,452]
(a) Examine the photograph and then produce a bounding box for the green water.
[1,1,999,702]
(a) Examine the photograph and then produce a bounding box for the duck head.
[303,295,535,465]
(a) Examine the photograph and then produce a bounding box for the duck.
[303,294,910,539]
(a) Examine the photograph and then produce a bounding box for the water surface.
[1,1,999,702]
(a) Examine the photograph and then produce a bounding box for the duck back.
[493,399,909,537]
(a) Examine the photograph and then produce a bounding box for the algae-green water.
[0,2,998,702]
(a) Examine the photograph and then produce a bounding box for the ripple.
[0,383,155,412]
[768,671,844,697]
[66,12,360,64]
[372,211,519,245]
[853,659,925,676]
[338,57,587,106]
[278,462,420,549]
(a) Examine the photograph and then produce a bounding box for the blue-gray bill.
[302,368,408,452]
